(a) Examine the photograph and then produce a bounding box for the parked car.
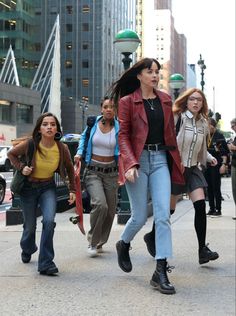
[0,173,6,204]
[0,146,12,171]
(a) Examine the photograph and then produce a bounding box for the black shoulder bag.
[10,139,35,195]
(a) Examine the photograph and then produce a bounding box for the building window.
[35,43,41,51]
[82,23,89,31]
[82,60,89,68]
[16,104,33,124]
[66,42,72,50]
[82,5,90,13]
[66,5,73,14]
[65,60,72,68]
[0,100,11,123]
[66,78,72,87]
[66,24,72,32]
[83,42,88,49]
[82,79,89,87]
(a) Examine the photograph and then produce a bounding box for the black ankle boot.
[116,240,132,273]
[199,244,219,264]
[150,259,176,294]
[143,231,155,257]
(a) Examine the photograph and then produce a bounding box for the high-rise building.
[0,1,136,133]
[35,0,136,133]
[137,0,187,97]
[0,0,40,87]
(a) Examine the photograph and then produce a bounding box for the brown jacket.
[7,139,76,193]
[118,88,185,186]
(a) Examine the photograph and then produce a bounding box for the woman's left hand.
[219,164,226,175]
[68,192,76,205]
[210,157,218,166]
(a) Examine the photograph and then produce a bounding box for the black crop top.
[143,97,164,144]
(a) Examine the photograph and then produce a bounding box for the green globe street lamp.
[114,30,140,224]
[169,73,185,100]
[197,54,206,91]
[114,29,141,70]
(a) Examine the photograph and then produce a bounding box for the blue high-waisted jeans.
[20,180,57,271]
[121,150,172,259]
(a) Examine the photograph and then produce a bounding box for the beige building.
[136,0,187,97]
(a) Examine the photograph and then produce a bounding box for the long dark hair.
[109,57,161,108]
[32,112,62,152]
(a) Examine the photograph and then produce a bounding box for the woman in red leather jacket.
[111,57,184,294]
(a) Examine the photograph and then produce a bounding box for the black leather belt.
[143,144,176,151]
[87,165,118,173]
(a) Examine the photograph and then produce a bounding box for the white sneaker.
[96,246,103,253]
[87,246,97,257]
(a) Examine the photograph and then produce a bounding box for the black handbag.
[10,139,35,195]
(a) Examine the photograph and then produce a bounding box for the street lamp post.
[79,97,88,131]
[169,73,185,100]
[197,54,206,91]
[114,29,140,225]
[114,29,141,70]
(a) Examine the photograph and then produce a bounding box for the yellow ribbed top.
[32,142,59,179]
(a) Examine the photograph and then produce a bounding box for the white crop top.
[92,125,116,156]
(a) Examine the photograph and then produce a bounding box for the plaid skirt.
[172,165,207,195]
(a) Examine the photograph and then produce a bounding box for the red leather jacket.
[118,88,185,186]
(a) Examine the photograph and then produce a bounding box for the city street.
[0,177,235,315]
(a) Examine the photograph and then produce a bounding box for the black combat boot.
[116,240,132,272]
[143,222,155,257]
[150,259,176,294]
[143,232,155,258]
[199,244,219,264]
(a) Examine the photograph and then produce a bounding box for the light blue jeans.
[121,150,172,259]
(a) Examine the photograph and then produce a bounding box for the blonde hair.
[173,88,208,119]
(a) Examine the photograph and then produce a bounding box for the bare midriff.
[92,154,114,162]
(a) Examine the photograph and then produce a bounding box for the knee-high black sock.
[193,200,206,250]
[149,221,155,238]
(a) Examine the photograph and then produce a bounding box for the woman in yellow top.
[8,112,76,276]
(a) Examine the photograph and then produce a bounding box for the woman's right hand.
[74,155,81,164]
[125,167,139,183]
[22,166,33,176]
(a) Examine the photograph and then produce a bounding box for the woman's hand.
[228,143,236,151]
[74,155,81,164]
[68,192,76,205]
[125,167,139,183]
[210,157,218,166]
[219,164,226,175]
[180,162,185,174]
[22,166,33,176]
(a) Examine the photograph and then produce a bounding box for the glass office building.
[0,0,136,133]
[0,0,40,87]
[35,0,136,133]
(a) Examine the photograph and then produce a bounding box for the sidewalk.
[0,177,235,316]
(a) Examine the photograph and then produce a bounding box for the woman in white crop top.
[75,97,119,257]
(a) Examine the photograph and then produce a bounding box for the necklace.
[145,98,155,110]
